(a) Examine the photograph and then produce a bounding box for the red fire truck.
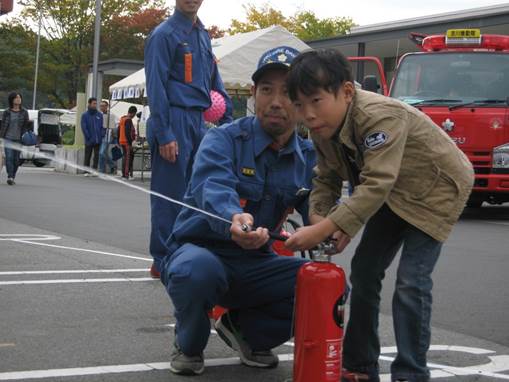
[388,29,509,207]
[0,0,14,15]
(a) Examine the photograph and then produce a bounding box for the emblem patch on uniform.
[241,167,255,177]
[364,132,388,150]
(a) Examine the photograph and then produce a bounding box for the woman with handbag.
[0,92,30,185]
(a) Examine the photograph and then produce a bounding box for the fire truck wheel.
[466,199,483,208]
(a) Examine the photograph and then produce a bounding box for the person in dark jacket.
[80,97,104,175]
[0,92,30,185]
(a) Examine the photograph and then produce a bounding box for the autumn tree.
[102,7,168,60]
[229,4,355,41]
[208,25,226,39]
[229,4,291,34]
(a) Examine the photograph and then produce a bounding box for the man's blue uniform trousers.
[161,243,307,356]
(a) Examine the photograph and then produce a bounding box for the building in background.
[308,3,509,86]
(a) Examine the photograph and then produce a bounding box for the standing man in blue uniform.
[161,47,315,376]
[144,0,233,277]
[80,97,103,176]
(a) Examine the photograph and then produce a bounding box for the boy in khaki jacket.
[285,50,474,382]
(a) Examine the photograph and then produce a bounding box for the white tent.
[109,25,310,99]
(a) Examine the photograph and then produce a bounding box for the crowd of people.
[0,94,141,183]
[79,97,138,180]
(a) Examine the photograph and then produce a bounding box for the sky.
[5,0,509,28]
[188,0,509,28]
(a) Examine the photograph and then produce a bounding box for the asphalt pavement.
[0,167,508,382]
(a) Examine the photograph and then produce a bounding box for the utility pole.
[91,0,101,98]
[32,4,42,109]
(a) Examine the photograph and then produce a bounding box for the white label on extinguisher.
[325,361,341,381]
[325,339,341,381]
[326,339,341,360]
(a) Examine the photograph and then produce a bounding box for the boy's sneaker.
[169,342,204,376]
[215,312,278,368]
[342,368,380,382]
[149,263,160,279]
[7,178,14,185]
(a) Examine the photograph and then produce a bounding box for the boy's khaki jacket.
[310,89,474,242]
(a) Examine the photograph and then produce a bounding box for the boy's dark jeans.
[343,204,442,382]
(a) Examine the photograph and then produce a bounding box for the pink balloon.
[204,90,227,123]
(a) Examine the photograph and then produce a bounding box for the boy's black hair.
[287,49,353,101]
[7,92,22,109]
[128,106,138,114]
[88,97,97,104]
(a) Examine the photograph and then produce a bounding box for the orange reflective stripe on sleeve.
[184,52,193,83]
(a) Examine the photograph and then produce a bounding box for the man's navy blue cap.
[252,46,300,83]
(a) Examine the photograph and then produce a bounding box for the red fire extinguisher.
[293,243,347,382]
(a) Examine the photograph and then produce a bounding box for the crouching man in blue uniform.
[160,46,316,376]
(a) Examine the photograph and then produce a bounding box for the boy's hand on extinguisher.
[331,229,351,254]
[285,218,337,251]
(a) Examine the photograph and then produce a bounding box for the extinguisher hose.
[241,224,339,245]
[333,293,348,328]
[241,223,290,242]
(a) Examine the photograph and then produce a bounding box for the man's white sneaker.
[169,342,204,376]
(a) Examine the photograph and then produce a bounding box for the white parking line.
[0,355,286,381]
[2,352,509,381]
[485,221,509,226]
[0,269,149,276]
[0,278,156,286]
[379,354,509,380]
[15,240,152,262]
[0,234,61,241]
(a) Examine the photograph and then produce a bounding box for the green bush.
[62,128,75,145]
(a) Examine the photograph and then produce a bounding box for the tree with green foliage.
[291,10,354,41]
[0,24,37,94]
[228,4,355,41]
[0,0,168,108]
